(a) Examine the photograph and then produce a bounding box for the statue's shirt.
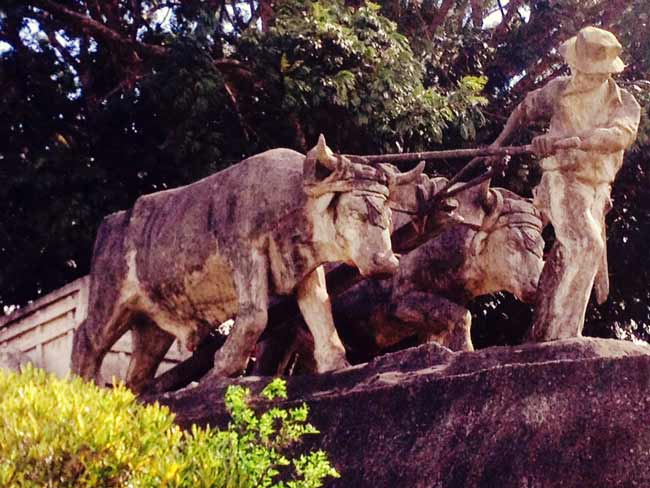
[522,76,640,184]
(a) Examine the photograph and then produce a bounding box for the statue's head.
[303,135,424,277]
[560,27,624,89]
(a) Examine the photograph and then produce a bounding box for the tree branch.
[470,0,483,28]
[129,0,144,39]
[427,0,456,36]
[497,0,506,19]
[492,0,525,42]
[50,32,80,69]
[594,0,632,27]
[31,0,167,59]
[27,0,262,142]
[510,62,566,100]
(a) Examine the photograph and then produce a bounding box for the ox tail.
[91,210,131,267]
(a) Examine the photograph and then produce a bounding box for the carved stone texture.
[70,135,424,392]
[254,179,545,373]
[148,338,650,488]
[492,27,641,342]
[143,180,458,394]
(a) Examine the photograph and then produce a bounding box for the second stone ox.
[254,180,546,374]
[71,136,423,391]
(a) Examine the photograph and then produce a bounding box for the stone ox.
[71,136,422,391]
[255,179,545,373]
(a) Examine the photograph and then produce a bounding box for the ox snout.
[362,251,400,279]
[518,277,541,304]
[520,287,538,304]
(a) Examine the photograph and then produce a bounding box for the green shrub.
[0,366,339,487]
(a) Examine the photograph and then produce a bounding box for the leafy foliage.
[237,1,487,152]
[0,367,338,487]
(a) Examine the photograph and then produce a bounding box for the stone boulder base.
[149,338,650,488]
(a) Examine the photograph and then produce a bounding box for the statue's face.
[572,69,609,91]
[334,191,399,278]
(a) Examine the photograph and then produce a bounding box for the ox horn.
[477,155,509,210]
[384,161,426,186]
[315,133,340,171]
[480,189,504,231]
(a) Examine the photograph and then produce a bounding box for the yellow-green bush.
[0,366,339,487]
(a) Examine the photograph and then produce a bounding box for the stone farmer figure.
[491,27,641,341]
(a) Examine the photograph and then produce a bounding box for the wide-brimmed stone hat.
[559,26,625,74]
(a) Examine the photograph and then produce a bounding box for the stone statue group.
[71,27,641,393]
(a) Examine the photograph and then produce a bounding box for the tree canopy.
[2,0,649,345]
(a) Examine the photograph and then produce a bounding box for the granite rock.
[149,338,650,488]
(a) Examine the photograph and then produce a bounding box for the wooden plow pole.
[343,144,536,165]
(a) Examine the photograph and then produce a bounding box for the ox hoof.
[203,353,248,381]
[316,354,351,374]
[201,366,231,383]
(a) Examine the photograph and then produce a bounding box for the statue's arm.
[492,81,558,147]
[492,102,528,147]
[577,91,642,153]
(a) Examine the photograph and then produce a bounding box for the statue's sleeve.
[608,89,642,150]
[521,77,566,123]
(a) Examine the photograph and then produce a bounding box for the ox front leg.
[297,266,349,373]
[125,315,175,394]
[208,256,269,379]
[392,291,474,352]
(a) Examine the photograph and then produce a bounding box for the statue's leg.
[125,315,175,393]
[593,185,613,304]
[253,333,293,376]
[71,305,134,385]
[529,176,605,341]
[297,266,349,372]
[252,319,300,376]
[209,253,269,378]
[392,291,473,351]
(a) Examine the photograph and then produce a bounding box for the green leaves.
[237,0,487,153]
[260,377,289,400]
[0,367,338,487]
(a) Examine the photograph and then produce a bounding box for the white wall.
[0,276,191,383]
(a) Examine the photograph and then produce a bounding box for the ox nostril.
[371,252,400,276]
[521,282,540,304]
